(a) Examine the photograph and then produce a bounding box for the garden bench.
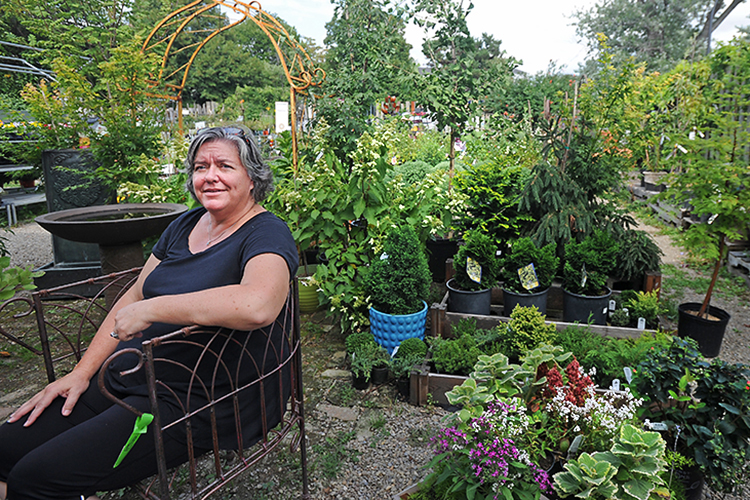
[0,269,310,499]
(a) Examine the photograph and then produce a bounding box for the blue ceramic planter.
[370,301,428,354]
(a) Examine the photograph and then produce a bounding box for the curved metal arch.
[142,0,325,170]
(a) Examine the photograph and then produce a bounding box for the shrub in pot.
[612,228,663,289]
[500,237,558,316]
[364,225,431,353]
[392,337,428,397]
[447,230,501,315]
[633,337,750,495]
[562,229,619,325]
[503,305,557,360]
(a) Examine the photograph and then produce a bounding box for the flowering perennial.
[428,400,552,500]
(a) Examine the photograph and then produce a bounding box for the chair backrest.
[98,279,309,500]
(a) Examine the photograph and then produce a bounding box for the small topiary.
[365,225,432,315]
[563,229,619,296]
[452,230,502,291]
[395,337,428,360]
[345,331,377,355]
[507,305,557,357]
[501,237,559,294]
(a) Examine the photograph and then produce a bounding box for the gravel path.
[2,219,749,500]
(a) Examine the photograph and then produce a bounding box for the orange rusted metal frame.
[142,0,325,172]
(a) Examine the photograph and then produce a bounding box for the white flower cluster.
[545,386,643,440]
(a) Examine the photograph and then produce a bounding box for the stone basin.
[36,203,189,246]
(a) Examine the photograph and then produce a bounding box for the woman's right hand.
[7,369,91,427]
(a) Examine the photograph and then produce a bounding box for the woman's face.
[192,139,255,214]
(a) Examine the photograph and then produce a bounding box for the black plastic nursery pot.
[677,302,730,358]
[502,287,549,317]
[426,238,458,283]
[446,278,491,315]
[562,287,612,326]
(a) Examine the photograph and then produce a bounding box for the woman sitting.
[0,126,298,500]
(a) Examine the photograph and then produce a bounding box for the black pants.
[0,380,197,500]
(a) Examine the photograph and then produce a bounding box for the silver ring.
[110,331,119,340]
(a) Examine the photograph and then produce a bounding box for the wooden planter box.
[411,285,660,406]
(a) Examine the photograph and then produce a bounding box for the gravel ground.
[2,219,749,500]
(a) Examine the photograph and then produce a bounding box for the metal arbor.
[142,0,325,170]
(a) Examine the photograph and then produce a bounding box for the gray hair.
[185,126,274,203]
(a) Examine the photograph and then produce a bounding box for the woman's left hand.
[111,300,153,342]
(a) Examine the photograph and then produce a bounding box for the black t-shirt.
[106,207,298,449]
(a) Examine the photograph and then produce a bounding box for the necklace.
[205,206,254,247]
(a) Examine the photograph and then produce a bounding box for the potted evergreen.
[500,238,559,316]
[446,230,502,315]
[561,229,619,325]
[364,225,432,354]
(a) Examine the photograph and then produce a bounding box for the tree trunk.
[699,237,726,317]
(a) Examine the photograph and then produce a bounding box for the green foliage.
[390,129,448,167]
[633,337,750,493]
[609,308,630,327]
[0,256,43,301]
[411,0,518,173]
[505,305,557,358]
[623,291,666,329]
[350,341,389,381]
[556,327,673,388]
[451,230,501,291]
[661,40,750,309]
[614,229,663,282]
[452,161,533,249]
[563,229,619,295]
[429,333,482,376]
[554,424,669,500]
[395,337,427,360]
[501,237,559,293]
[574,0,718,72]
[345,331,377,355]
[385,160,434,185]
[364,225,431,315]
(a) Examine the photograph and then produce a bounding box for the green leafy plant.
[429,333,482,376]
[633,337,750,494]
[613,229,663,283]
[623,290,666,329]
[554,424,670,500]
[563,229,619,296]
[364,225,431,315]
[452,161,533,249]
[505,305,557,358]
[394,337,427,360]
[501,237,559,294]
[0,257,43,301]
[451,229,502,291]
[609,308,630,327]
[345,331,378,355]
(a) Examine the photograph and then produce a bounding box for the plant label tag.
[567,435,584,460]
[637,317,646,330]
[609,300,616,311]
[676,143,688,154]
[611,379,620,391]
[708,213,719,225]
[518,263,539,291]
[391,345,399,358]
[689,130,695,140]
[603,307,608,315]
[623,367,633,384]
[380,252,389,260]
[580,264,587,289]
[650,422,669,431]
[466,257,482,284]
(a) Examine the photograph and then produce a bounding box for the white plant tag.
[623,367,633,384]
[603,307,609,315]
[708,213,719,224]
[391,345,399,358]
[580,264,587,289]
[568,435,585,460]
[650,422,669,431]
[609,300,616,311]
[689,130,695,140]
[380,252,389,260]
[611,379,620,391]
[676,143,688,154]
[637,317,646,330]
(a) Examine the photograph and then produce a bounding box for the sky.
[251,0,750,74]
